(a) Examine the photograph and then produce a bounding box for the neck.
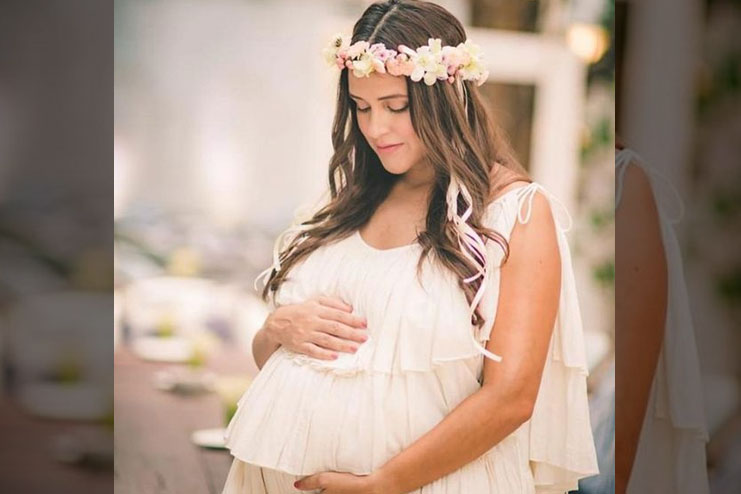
[397,160,435,191]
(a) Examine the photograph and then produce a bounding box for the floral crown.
[322,34,489,87]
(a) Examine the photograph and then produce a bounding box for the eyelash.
[355,105,408,114]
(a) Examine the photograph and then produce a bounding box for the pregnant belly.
[224,348,482,475]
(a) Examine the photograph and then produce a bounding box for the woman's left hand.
[294,471,391,494]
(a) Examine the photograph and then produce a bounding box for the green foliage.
[711,189,741,222]
[592,259,615,287]
[717,267,741,304]
[589,207,615,231]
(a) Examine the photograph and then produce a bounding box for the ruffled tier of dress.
[224,427,536,494]
[225,348,524,477]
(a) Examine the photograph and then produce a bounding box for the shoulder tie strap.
[615,148,685,224]
[515,182,574,232]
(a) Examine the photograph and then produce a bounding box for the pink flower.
[346,40,369,59]
[386,56,404,76]
[398,59,416,76]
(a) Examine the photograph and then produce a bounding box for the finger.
[312,332,360,354]
[301,342,339,361]
[294,474,320,490]
[316,314,368,343]
[318,307,367,330]
[316,295,353,312]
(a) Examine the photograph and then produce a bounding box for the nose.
[364,109,390,141]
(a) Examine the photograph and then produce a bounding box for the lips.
[376,143,403,153]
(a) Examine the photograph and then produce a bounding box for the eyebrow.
[349,93,408,102]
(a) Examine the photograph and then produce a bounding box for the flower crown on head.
[322,33,489,87]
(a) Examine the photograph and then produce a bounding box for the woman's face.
[348,72,428,176]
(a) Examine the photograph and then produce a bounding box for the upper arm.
[615,163,667,375]
[616,163,667,329]
[615,162,668,479]
[481,192,561,414]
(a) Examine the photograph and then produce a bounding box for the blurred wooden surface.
[114,346,253,494]
[0,400,112,493]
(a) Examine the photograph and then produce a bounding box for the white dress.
[222,183,599,493]
[616,149,710,494]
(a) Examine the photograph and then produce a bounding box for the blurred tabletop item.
[114,346,253,494]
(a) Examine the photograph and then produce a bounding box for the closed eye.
[355,105,408,114]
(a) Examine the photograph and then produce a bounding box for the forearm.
[375,386,530,494]
[614,312,664,492]
[252,324,280,370]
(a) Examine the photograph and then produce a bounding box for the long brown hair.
[262,0,529,326]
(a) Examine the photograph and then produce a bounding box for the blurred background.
[616,0,741,492]
[112,0,616,492]
[0,1,113,492]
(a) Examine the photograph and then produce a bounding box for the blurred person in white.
[222,1,598,492]
[614,141,709,493]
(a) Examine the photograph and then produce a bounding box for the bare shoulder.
[488,162,531,202]
[492,180,531,200]
[619,161,658,215]
[510,191,558,245]
[616,162,665,274]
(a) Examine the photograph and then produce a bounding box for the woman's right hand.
[263,296,368,360]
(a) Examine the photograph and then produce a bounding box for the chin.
[379,159,412,175]
[382,165,413,175]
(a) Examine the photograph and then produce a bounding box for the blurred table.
[0,400,112,493]
[114,346,253,494]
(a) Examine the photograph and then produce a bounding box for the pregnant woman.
[222,1,598,492]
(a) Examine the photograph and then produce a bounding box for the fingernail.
[360,335,368,342]
[294,480,301,488]
[332,353,339,360]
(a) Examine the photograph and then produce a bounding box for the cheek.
[398,119,422,153]
[396,113,415,139]
[356,116,368,138]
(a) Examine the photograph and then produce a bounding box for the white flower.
[428,38,442,54]
[322,33,349,67]
[416,49,436,71]
[442,45,466,71]
[460,39,482,59]
[410,65,425,82]
[456,40,488,84]
[351,53,374,77]
[425,63,448,85]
